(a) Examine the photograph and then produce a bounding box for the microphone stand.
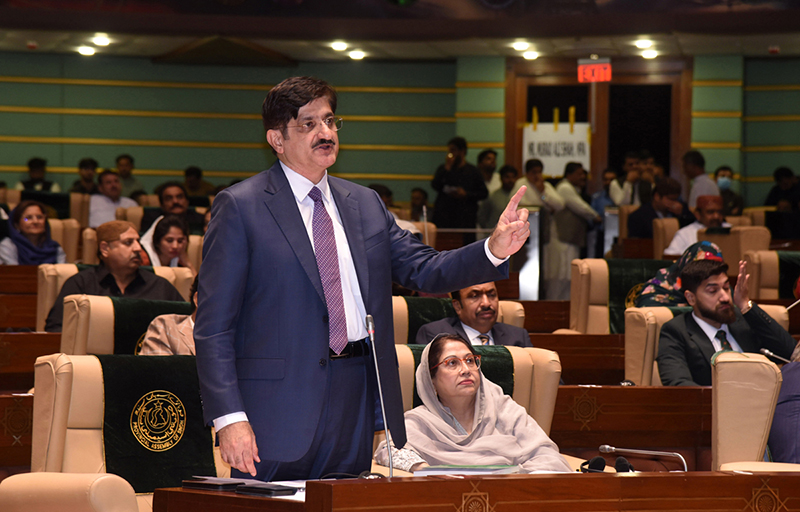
[422,205,429,246]
[599,445,687,472]
[366,315,393,477]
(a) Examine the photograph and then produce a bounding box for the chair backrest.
[391,296,525,345]
[617,204,639,240]
[743,250,780,300]
[116,206,144,231]
[47,218,80,263]
[394,344,561,435]
[187,234,203,270]
[724,215,752,227]
[653,217,679,259]
[744,206,776,227]
[712,351,782,471]
[82,228,99,265]
[569,259,609,334]
[698,226,771,277]
[410,221,436,248]
[68,192,91,228]
[0,188,21,210]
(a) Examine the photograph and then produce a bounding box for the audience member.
[765,166,800,212]
[588,168,617,257]
[368,183,420,235]
[14,157,60,192]
[664,195,728,256]
[142,215,197,275]
[657,259,794,386]
[477,149,500,194]
[139,276,199,356]
[628,177,695,239]
[184,166,217,197]
[651,162,666,183]
[714,165,744,216]
[512,159,564,212]
[635,241,723,307]
[546,163,601,300]
[45,220,185,332]
[609,151,645,205]
[410,187,429,222]
[116,154,145,198]
[374,336,571,473]
[89,170,138,228]
[768,341,800,464]
[0,200,66,265]
[140,182,205,234]
[431,136,488,242]
[478,165,518,229]
[415,282,531,347]
[68,158,99,194]
[682,150,719,209]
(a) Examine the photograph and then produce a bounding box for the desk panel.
[0,394,32,467]
[530,334,624,385]
[0,333,61,391]
[0,266,38,294]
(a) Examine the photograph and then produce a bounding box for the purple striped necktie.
[308,186,348,355]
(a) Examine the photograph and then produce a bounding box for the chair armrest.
[0,473,138,512]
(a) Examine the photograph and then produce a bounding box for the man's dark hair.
[714,165,733,179]
[498,165,518,179]
[184,166,202,179]
[27,157,46,170]
[411,187,428,200]
[654,177,682,197]
[153,215,189,258]
[682,150,705,169]
[97,169,118,185]
[156,181,188,205]
[680,260,729,295]
[450,289,462,302]
[448,136,467,153]
[563,161,583,177]
[477,149,497,164]
[78,158,98,170]
[774,166,794,182]
[427,334,477,379]
[189,275,199,313]
[115,154,134,166]
[525,159,543,173]
[261,76,338,133]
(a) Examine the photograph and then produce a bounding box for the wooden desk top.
[154,471,800,512]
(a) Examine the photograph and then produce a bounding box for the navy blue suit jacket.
[415,316,531,347]
[194,162,507,462]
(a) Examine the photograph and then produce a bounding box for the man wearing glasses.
[195,76,531,482]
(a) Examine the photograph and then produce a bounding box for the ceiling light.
[523,51,539,60]
[349,50,365,60]
[331,41,347,51]
[78,46,95,56]
[635,39,653,49]
[642,50,658,59]
[512,41,529,51]
[93,34,110,46]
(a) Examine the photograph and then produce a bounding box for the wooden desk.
[0,266,38,331]
[0,332,61,391]
[620,238,654,259]
[0,394,33,467]
[531,334,624,385]
[154,471,800,512]
[521,300,570,333]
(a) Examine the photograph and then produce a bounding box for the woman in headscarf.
[374,334,571,473]
[0,200,66,265]
[634,241,723,307]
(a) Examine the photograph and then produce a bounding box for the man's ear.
[99,241,110,259]
[452,299,462,316]
[684,289,696,307]
[266,130,284,154]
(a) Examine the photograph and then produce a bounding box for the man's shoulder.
[661,311,692,335]
[418,317,459,334]
[493,322,528,337]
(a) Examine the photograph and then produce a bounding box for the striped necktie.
[478,334,491,346]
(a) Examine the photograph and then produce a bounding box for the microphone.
[599,445,687,472]
[580,456,606,473]
[760,348,791,364]
[787,297,800,311]
[366,314,393,478]
[421,205,429,245]
[614,456,635,473]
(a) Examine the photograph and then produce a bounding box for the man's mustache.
[314,139,336,149]
[478,307,495,314]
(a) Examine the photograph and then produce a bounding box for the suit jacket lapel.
[330,179,370,306]
[262,163,326,305]
[729,311,757,352]
[685,314,717,365]
[449,317,470,342]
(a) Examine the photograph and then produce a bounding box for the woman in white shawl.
[375,334,571,473]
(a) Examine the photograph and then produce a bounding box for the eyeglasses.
[431,355,481,372]
[22,214,46,222]
[286,116,343,134]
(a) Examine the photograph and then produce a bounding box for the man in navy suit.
[657,259,794,386]
[194,76,531,481]
[415,282,531,347]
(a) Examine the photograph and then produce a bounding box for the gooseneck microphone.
[760,348,791,364]
[366,315,393,477]
[599,445,687,472]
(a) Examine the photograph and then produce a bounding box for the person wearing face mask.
[714,166,743,216]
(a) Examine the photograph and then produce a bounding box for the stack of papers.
[415,465,520,476]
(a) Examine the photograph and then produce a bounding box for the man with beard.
[140,182,206,234]
[657,259,795,386]
[415,282,531,347]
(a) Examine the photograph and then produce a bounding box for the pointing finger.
[504,186,526,215]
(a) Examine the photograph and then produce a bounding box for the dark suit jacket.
[627,202,695,239]
[414,316,532,347]
[657,304,796,386]
[769,361,800,463]
[194,161,507,462]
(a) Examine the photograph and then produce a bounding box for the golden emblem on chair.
[130,390,186,452]
[625,283,645,308]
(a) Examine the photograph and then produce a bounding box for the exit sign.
[578,58,612,83]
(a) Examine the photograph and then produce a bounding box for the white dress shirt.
[461,322,494,345]
[691,312,743,353]
[688,174,721,209]
[89,194,138,228]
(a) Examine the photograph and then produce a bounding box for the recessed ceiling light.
[635,39,653,49]
[349,50,365,60]
[78,46,95,56]
[512,41,529,51]
[331,41,348,51]
[93,34,110,46]
[642,50,658,59]
[523,51,539,60]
